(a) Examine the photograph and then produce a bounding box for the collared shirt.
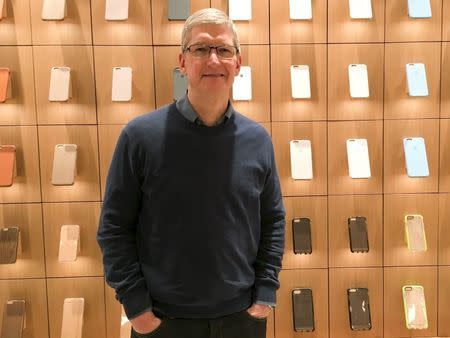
[175,94,234,126]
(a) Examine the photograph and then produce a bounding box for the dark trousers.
[130,309,267,338]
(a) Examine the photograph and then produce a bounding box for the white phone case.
[51,144,77,186]
[289,0,312,20]
[232,66,252,101]
[112,67,132,102]
[290,140,313,180]
[406,63,429,97]
[346,139,371,179]
[408,0,432,18]
[403,137,430,177]
[58,225,80,262]
[49,67,71,102]
[349,0,373,19]
[291,65,311,99]
[229,0,251,20]
[348,64,369,98]
[60,298,84,338]
[105,0,129,20]
[41,0,67,20]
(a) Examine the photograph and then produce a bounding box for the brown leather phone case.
[0,145,16,187]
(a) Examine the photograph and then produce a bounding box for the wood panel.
[42,202,103,277]
[269,0,327,43]
[441,43,450,118]
[327,44,384,121]
[276,269,328,338]
[33,46,96,125]
[38,125,101,202]
[328,0,385,43]
[282,196,328,269]
[46,277,106,338]
[384,43,441,119]
[329,268,383,338]
[210,0,269,44]
[384,267,437,338]
[0,279,49,338]
[439,266,450,336]
[328,121,383,195]
[328,195,383,268]
[440,119,450,191]
[0,0,32,45]
[385,0,442,42]
[384,119,439,193]
[0,126,41,203]
[93,46,155,125]
[91,0,152,45]
[384,194,439,266]
[0,204,45,279]
[272,122,327,196]
[271,44,327,122]
[30,0,92,45]
[439,194,450,265]
[0,47,36,125]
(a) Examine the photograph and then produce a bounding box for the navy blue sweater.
[97,103,285,319]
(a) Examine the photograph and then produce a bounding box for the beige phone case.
[60,298,84,338]
[405,215,427,252]
[58,225,80,262]
[48,67,71,102]
[41,0,67,20]
[51,144,77,186]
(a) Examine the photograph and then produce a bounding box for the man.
[97,8,285,338]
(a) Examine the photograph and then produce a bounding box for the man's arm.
[253,142,286,307]
[97,129,153,320]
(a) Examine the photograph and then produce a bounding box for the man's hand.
[246,303,272,319]
[130,311,162,334]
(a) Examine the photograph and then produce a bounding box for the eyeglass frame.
[183,44,240,59]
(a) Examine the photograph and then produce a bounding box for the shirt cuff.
[254,300,276,308]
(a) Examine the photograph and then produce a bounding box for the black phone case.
[347,288,372,331]
[292,288,315,332]
[1,300,26,338]
[0,227,19,264]
[348,217,369,253]
[292,218,312,254]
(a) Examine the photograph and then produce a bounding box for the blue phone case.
[408,0,432,18]
[173,68,188,101]
[403,137,430,177]
[168,0,190,20]
[406,63,429,97]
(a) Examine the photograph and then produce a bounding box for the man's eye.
[194,47,209,53]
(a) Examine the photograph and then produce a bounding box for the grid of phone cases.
[1,0,450,337]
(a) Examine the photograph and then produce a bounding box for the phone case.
[406,63,429,97]
[1,300,26,338]
[403,137,429,177]
[408,0,432,18]
[0,68,11,103]
[173,68,188,101]
[348,288,372,330]
[0,145,16,187]
[49,67,71,102]
[289,0,312,20]
[232,66,252,101]
[58,225,80,262]
[105,0,129,20]
[402,285,428,329]
[167,0,190,20]
[112,67,132,102]
[60,298,84,338]
[348,64,370,98]
[229,0,252,20]
[290,65,311,99]
[290,140,313,180]
[292,288,314,332]
[0,227,20,264]
[349,0,373,19]
[41,0,66,20]
[348,217,369,253]
[405,215,427,252]
[292,218,312,254]
[346,139,371,179]
[51,144,77,186]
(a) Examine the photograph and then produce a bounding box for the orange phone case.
[0,145,16,187]
[0,68,10,103]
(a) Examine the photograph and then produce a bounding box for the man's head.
[178,8,242,98]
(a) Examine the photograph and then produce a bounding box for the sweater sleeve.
[97,128,152,319]
[253,141,286,306]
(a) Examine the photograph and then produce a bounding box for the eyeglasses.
[184,44,239,59]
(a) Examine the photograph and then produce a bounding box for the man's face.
[178,23,242,97]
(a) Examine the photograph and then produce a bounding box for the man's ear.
[234,53,242,76]
[178,52,187,75]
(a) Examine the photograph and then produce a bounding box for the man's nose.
[207,49,221,63]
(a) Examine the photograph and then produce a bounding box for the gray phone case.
[168,0,190,20]
[173,68,188,101]
[1,300,26,338]
[0,227,19,264]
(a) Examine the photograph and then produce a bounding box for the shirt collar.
[175,94,234,126]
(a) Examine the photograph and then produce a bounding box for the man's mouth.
[203,73,225,77]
